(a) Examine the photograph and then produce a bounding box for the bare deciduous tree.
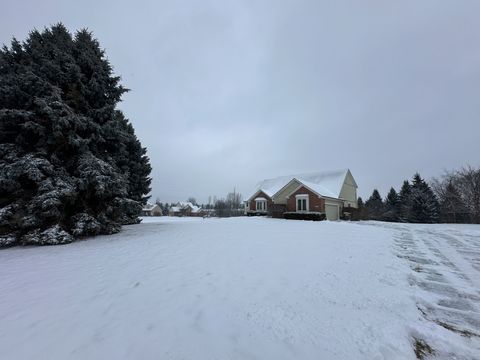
[186,197,198,206]
[214,189,243,217]
[455,166,480,223]
[432,166,480,223]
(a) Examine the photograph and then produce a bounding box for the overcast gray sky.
[1,0,479,203]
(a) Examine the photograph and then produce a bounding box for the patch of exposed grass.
[413,337,434,360]
[436,321,480,338]
[413,265,423,272]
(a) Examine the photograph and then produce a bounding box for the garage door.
[325,204,339,220]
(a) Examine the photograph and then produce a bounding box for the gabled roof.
[249,169,352,200]
[142,203,159,211]
[173,202,202,213]
[295,179,337,198]
[294,170,350,198]
[251,175,296,198]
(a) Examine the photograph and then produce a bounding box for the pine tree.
[356,196,368,220]
[365,189,384,220]
[398,180,412,222]
[163,203,170,216]
[383,187,400,222]
[409,173,439,223]
[0,24,151,246]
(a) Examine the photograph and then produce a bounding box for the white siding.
[272,179,302,205]
[339,170,358,208]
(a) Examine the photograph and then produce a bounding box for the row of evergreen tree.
[357,167,480,224]
[358,173,439,223]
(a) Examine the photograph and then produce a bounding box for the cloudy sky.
[1,0,479,203]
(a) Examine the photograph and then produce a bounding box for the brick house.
[245,169,358,220]
[142,203,162,216]
[169,202,204,217]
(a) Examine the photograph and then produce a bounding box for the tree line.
[213,191,243,217]
[357,166,480,224]
[155,191,244,217]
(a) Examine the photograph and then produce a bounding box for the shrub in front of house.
[283,212,326,221]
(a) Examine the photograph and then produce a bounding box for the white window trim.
[256,200,267,212]
[295,194,309,212]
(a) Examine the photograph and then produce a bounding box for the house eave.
[247,189,272,202]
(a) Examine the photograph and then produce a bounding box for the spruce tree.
[0,24,151,246]
[163,203,170,215]
[383,187,400,222]
[398,180,412,222]
[409,173,439,223]
[356,196,368,220]
[365,189,384,220]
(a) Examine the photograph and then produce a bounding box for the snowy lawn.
[0,217,479,360]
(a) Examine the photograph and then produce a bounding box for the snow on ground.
[0,217,479,360]
[368,221,480,359]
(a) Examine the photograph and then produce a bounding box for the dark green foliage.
[0,24,151,246]
[382,187,400,222]
[357,196,368,220]
[349,196,367,220]
[163,203,170,216]
[408,173,439,223]
[365,189,384,220]
[398,180,412,222]
[284,212,326,221]
[361,168,478,224]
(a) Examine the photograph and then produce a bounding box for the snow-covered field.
[0,217,479,360]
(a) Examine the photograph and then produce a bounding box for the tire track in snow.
[386,223,480,359]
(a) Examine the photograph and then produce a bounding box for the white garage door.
[325,204,339,220]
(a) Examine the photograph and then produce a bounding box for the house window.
[297,198,306,211]
[255,199,267,211]
[295,194,309,212]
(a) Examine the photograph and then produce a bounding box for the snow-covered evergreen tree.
[0,24,151,246]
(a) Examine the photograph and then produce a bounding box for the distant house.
[169,202,204,217]
[245,169,358,220]
[142,203,162,216]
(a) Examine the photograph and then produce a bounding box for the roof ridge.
[251,169,350,200]
[259,169,348,183]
